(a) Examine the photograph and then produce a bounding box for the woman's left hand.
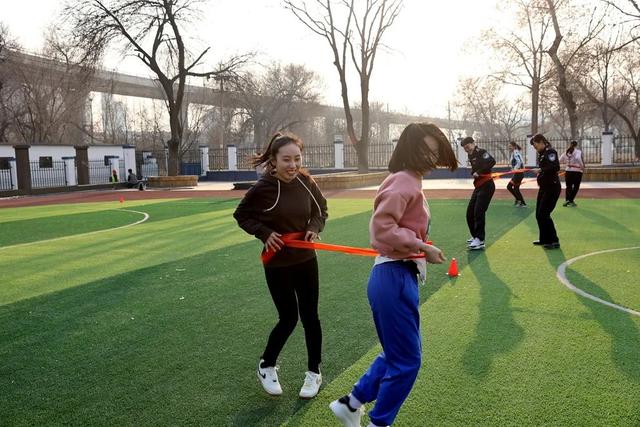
[305,231,320,242]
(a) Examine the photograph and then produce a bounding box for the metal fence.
[472,139,513,165]
[0,166,13,190]
[546,136,602,164]
[614,135,639,164]
[236,147,257,170]
[209,148,228,170]
[305,144,335,169]
[30,161,68,188]
[206,136,638,171]
[89,160,113,184]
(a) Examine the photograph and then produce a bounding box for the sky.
[2,0,500,119]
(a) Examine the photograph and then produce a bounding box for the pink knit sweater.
[370,170,429,259]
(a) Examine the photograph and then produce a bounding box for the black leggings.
[565,171,583,202]
[262,257,322,373]
[507,173,525,203]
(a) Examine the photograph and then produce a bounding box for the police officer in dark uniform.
[531,133,561,249]
[461,136,496,250]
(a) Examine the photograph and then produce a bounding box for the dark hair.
[128,168,133,173]
[252,132,309,177]
[388,123,458,174]
[530,133,551,147]
[460,136,475,147]
[509,141,522,150]
[567,140,578,155]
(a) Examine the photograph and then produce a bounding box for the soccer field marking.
[0,208,150,251]
[556,247,640,317]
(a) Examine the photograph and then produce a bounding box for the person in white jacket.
[559,140,585,207]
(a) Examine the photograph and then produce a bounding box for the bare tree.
[455,77,527,141]
[578,44,640,157]
[2,30,95,145]
[544,0,605,139]
[602,0,640,48]
[0,23,16,142]
[579,29,624,132]
[64,0,250,175]
[486,0,554,135]
[284,0,402,173]
[229,62,321,148]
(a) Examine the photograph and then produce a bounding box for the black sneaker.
[532,240,544,245]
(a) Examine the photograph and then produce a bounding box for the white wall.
[0,146,14,159]
[0,145,124,161]
[88,145,124,161]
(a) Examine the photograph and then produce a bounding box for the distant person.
[126,169,146,191]
[531,134,561,249]
[559,140,584,207]
[507,142,526,207]
[109,169,118,183]
[461,136,496,250]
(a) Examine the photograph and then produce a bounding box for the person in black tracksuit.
[530,133,561,249]
[461,136,496,250]
[233,133,328,399]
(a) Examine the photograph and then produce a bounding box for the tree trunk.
[531,79,540,135]
[358,76,370,173]
[167,106,183,176]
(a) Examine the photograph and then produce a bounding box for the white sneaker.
[257,359,282,396]
[330,396,365,427]
[468,238,485,250]
[299,371,322,399]
[466,237,475,244]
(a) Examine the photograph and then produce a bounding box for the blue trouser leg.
[352,262,422,426]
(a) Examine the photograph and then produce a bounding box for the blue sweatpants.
[352,261,422,426]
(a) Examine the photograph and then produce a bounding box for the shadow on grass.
[562,267,640,384]
[422,201,533,304]
[462,251,525,379]
[0,209,378,426]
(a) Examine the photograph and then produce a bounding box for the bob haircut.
[388,123,458,174]
[252,132,309,177]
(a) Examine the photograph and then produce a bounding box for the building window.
[39,157,53,168]
[0,157,10,170]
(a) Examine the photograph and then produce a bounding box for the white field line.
[0,209,150,251]
[556,247,640,317]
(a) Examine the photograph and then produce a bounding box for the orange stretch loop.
[261,232,432,264]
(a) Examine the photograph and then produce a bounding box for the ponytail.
[567,140,577,155]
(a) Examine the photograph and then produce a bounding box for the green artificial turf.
[1,197,639,426]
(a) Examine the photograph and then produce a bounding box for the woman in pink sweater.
[330,123,458,427]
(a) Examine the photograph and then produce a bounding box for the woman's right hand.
[265,232,284,252]
[419,242,445,264]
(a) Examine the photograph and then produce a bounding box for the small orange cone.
[119,196,125,204]
[447,257,459,277]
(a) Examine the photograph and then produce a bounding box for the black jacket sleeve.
[305,177,328,234]
[233,182,275,243]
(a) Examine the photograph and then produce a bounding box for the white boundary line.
[556,247,640,317]
[0,208,150,251]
